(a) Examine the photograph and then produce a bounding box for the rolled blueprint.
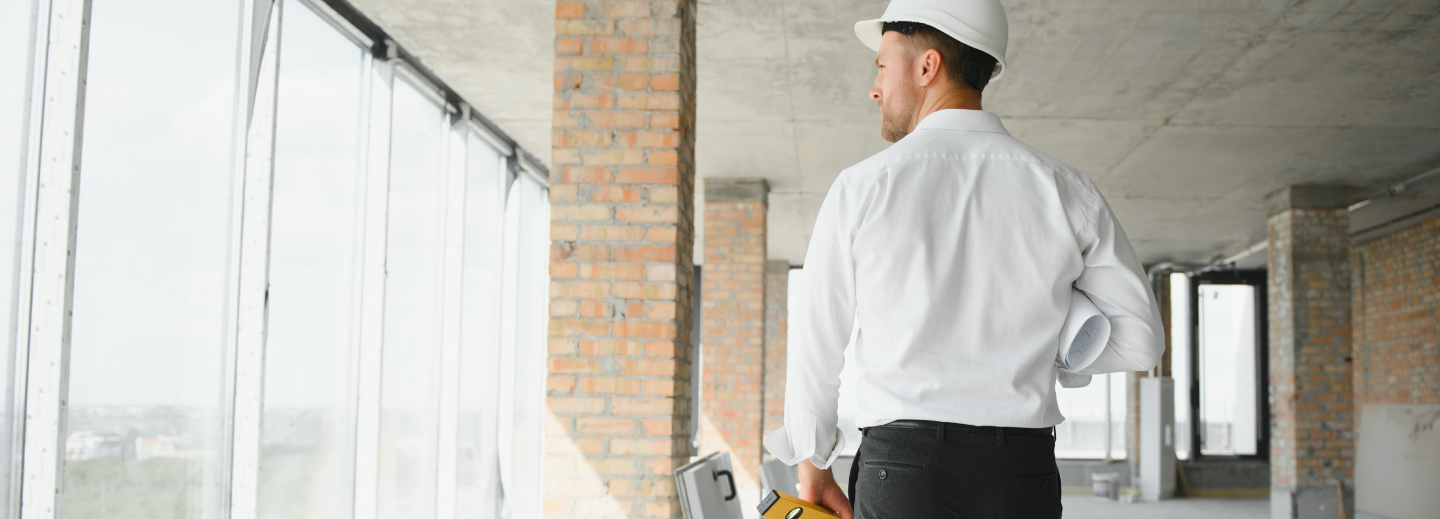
[1058,288,1111,372]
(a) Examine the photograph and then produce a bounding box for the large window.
[456,132,508,517]
[10,1,551,518]
[66,0,243,516]
[259,2,367,516]
[377,74,450,519]
[495,174,550,519]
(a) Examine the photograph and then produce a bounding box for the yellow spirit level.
[757,490,841,519]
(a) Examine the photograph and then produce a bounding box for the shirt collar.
[912,109,1010,135]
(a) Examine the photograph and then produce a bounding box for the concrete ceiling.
[350,0,1440,266]
[348,0,556,160]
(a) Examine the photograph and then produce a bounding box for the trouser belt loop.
[996,427,1005,446]
[936,423,945,441]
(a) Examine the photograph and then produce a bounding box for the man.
[762,0,1166,517]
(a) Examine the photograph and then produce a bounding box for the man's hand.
[798,460,854,519]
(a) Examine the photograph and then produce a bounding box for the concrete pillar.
[1266,185,1355,519]
[546,1,697,517]
[698,178,768,498]
[762,260,790,460]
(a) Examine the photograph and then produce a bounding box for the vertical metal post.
[17,1,90,518]
[352,49,393,519]
[228,1,283,517]
[9,0,52,516]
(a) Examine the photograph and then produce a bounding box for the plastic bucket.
[1092,473,1120,500]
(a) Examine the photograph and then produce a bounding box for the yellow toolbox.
[757,490,841,519]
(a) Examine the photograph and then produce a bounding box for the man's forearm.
[799,460,834,490]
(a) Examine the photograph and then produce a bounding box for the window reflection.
[65,1,241,517]
[0,0,37,512]
[377,75,449,519]
[258,1,366,517]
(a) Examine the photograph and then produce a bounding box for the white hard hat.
[854,0,1010,83]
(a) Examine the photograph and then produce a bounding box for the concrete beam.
[1265,185,1354,217]
[704,178,769,204]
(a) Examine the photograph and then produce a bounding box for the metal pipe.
[1165,165,1440,274]
[1348,166,1440,213]
[1220,240,1267,265]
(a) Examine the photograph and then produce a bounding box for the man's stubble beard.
[879,79,920,143]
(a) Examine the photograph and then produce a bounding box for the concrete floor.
[1061,495,1268,519]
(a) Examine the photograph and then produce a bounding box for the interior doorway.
[1172,269,1269,461]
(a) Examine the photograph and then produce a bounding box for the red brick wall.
[699,188,766,489]
[1352,216,1440,410]
[546,1,697,517]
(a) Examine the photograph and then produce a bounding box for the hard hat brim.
[853,17,1006,83]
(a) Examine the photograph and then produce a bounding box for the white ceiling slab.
[351,0,1440,267]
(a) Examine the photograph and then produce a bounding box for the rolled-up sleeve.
[1068,191,1166,375]
[763,175,860,469]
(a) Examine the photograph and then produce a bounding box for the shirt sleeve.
[1066,187,1166,376]
[762,174,860,469]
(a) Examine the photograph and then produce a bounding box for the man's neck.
[908,85,982,132]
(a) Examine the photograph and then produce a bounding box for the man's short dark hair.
[882,21,997,94]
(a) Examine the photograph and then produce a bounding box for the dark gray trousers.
[847,420,1062,519]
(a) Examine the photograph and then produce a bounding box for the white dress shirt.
[764,109,1165,469]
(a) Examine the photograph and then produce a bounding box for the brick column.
[546,1,697,517]
[1266,185,1354,519]
[762,260,790,460]
[698,178,768,498]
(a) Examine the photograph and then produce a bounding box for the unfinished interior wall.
[1351,215,1440,411]
[1349,214,1440,519]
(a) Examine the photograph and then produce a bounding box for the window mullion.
[435,108,469,519]
[352,54,393,519]
[17,1,89,518]
[228,1,285,517]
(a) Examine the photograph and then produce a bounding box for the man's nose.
[870,89,881,101]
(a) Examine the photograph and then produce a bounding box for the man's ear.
[916,48,943,87]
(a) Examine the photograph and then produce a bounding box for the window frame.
[1185,269,1270,463]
